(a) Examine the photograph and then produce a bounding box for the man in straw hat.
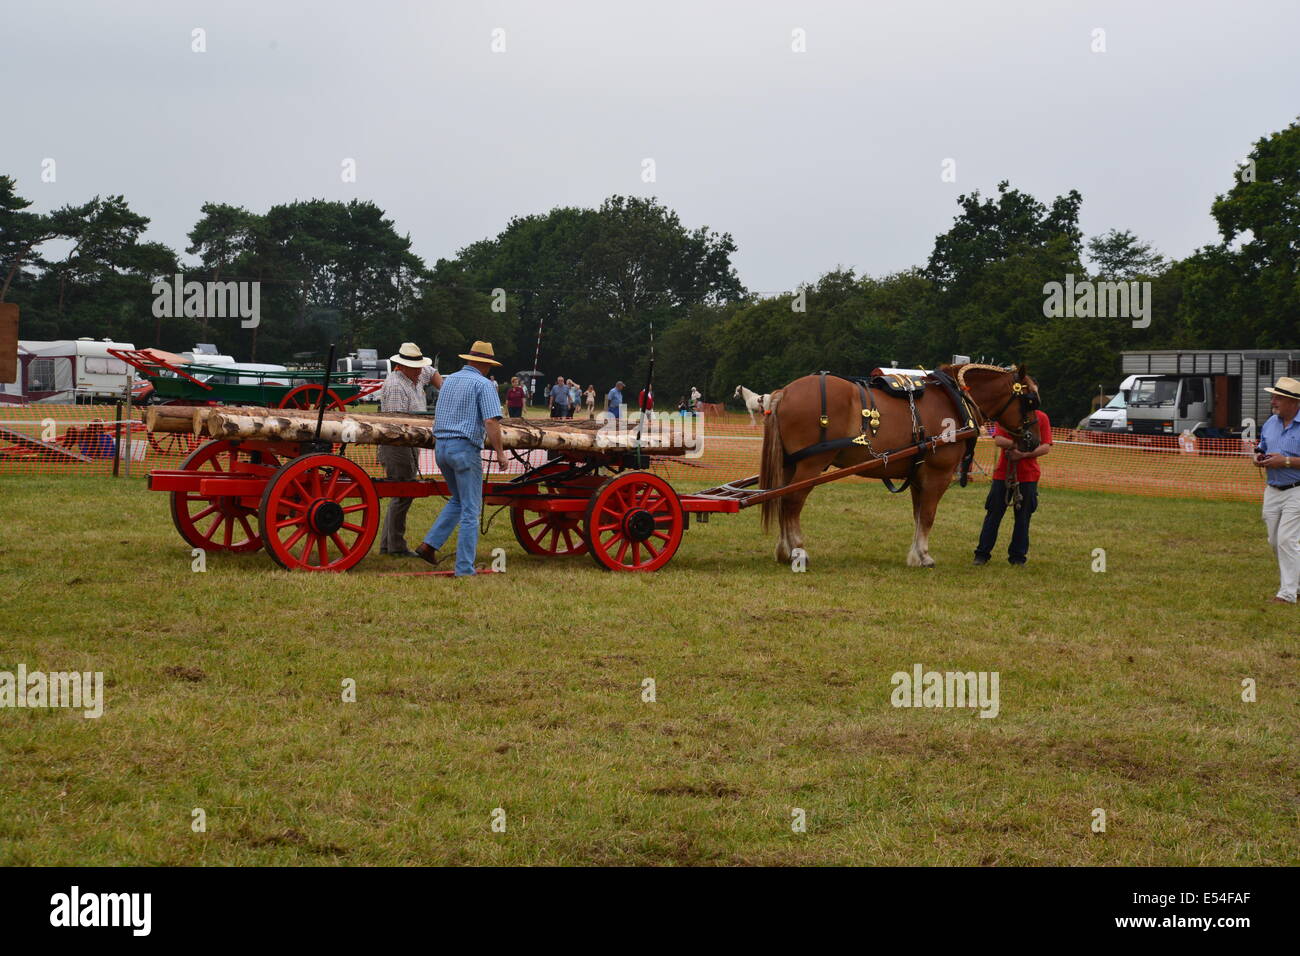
[376,343,442,557]
[1254,375,1300,605]
[416,340,508,576]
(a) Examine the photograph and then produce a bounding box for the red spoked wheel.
[584,471,684,572]
[277,384,349,411]
[258,454,379,572]
[512,500,589,557]
[510,461,592,556]
[170,440,283,552]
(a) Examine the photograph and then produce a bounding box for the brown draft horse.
[760,364,1041,567]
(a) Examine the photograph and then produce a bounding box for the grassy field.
[0,473,1295,866]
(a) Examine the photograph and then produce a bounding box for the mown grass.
[0,474,1295,865]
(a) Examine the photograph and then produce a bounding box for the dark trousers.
[975,480,1039,564]
[377,445,419,553]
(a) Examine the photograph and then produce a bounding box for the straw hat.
[1265,376,1300,401]
[390,342,432,368]
[458,340,502,367]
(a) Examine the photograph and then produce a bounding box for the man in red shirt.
[974,409,1052,566]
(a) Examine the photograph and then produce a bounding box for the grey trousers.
[377,445,419,553]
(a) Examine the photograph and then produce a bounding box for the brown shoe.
[414,543,443,567]
[1267,596,1295,605]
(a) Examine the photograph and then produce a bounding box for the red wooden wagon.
[143,416,973,573]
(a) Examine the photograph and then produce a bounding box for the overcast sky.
[6,0,1298,294]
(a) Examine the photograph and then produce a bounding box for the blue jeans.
[423,437,484,576]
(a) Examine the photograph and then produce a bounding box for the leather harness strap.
[931,368,980,487]
[781,368,995,497]
[817,371,830,446]
[786,374,877,465]
[785,372,928,486]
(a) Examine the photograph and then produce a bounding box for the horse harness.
[784,369,982,494]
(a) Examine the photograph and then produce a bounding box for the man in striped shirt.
[376,343,441,557]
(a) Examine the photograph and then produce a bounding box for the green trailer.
[111,348,381,410]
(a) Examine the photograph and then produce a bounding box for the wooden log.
[204,409,690,454]
[207,412,436,447]
[145,404,437,435]
[145,405,205,434]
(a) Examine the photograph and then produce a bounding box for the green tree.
[1202,117,1300,346]
[1086,228,1166,280]
[0,176,57,302]
[449,196,744,388]
[927,180,1082,298]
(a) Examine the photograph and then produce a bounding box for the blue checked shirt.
[433,366,502,447]
[1258,413,1300,487]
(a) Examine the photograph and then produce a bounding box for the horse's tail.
[760,391,784,532]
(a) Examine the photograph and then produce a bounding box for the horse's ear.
[1016,363,1029,379]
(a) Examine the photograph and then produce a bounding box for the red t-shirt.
[991,410,1052,482]
[506,386,525,407]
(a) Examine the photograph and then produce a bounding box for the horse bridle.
[956,364,1040,451]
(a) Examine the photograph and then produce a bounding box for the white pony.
[734,385,772,426]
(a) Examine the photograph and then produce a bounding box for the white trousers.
[1262,484,1300,603]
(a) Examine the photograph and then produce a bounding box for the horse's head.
[950,363,1042,450]
[733,385,743,399]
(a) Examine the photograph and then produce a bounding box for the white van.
[1083,375,1140,431]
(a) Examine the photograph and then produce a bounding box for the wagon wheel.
[583,471,684,572]
[506,460,590,556]
[259,454,379,572]
[277,384,349,411]
[148,430,204,458]
[512,506,589,556]
[170,440,283,553]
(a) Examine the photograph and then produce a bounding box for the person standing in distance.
[416,341,508,577]
[548,375,572,419]
[506,376,525,418]
[606,381,625,419]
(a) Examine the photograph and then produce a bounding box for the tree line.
[1,117,1295,424]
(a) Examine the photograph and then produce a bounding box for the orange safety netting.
[0,406,1272,502]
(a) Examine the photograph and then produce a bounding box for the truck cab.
[1124,375,1212,436]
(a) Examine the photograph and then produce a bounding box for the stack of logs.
[144,405,688,454]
